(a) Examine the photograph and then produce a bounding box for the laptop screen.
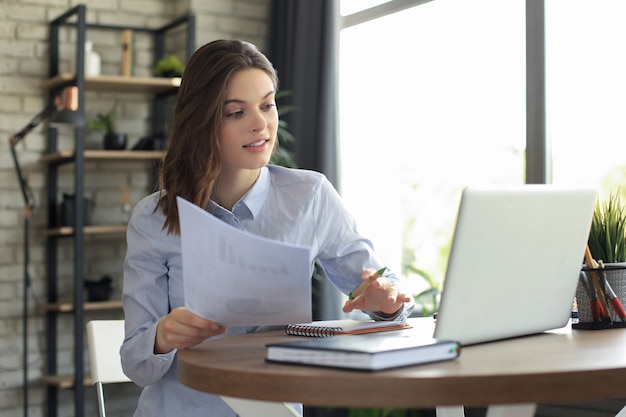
[433,185,596,345]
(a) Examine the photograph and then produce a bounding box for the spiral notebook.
[284,319,410,337]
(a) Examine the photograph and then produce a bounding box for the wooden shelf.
[42,224,128,237]
[41,374,92,389]
[41,73,181,93]
[40,300,123,313]
[39,149,164,165]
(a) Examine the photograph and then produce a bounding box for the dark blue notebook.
[266,334,460,371]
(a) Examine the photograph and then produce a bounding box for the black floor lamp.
[8,86,84,417]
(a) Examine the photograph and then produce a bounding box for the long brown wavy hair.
[157,40,279,235]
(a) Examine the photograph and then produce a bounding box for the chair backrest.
[86,320,131,417]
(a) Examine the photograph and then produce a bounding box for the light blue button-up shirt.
[120,164,414,417]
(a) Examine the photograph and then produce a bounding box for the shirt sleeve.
[120,195,178,387]
[312,176,415,320]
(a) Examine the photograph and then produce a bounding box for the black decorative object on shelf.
[132,133,166,151]
[84,276,113,302]
[60,193,93,227]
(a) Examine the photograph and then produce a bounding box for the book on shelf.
[266,334,460,371]
[284,319,411,337]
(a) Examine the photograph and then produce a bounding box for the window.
[339,0,526,301]
[546,0,626,199]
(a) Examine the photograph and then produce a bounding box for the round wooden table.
[178,318,626,411]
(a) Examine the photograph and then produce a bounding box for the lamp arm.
[8,100,56,213]
[10,99,58,417]
[9,145,34,215]
[9,101,57,146]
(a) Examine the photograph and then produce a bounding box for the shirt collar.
[240,166,269,219]
[207,167,269,220]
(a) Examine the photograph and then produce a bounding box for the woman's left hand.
[342,268,412,315]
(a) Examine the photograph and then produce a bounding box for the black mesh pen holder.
[573,264,626,330]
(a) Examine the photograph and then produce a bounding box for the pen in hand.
[349,267,387,300]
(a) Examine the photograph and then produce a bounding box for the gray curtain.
[267,0,342,322]
[268,0,340,188]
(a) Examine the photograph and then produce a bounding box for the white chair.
[86,320,131,417]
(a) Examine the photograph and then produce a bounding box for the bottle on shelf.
[84,40,101,76]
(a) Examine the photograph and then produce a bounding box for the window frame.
[340,0,547,184]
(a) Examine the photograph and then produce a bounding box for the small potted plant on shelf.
[153,54,185,77]
[88,102,127,150]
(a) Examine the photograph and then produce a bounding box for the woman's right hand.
[154,307,227,354]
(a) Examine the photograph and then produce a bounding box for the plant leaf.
[588,190,626,262]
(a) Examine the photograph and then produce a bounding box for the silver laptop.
[433,185,596,345]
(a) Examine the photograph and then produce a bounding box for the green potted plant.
[153,54,185,77]
[88,102,127,150]
[588,191,626,263]
[577,190,626,324]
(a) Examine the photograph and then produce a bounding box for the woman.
[120,39,414,417]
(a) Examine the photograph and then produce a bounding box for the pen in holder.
[574,262,626,330]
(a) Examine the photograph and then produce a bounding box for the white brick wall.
[0,1,269,416]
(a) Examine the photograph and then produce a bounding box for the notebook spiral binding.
[284,324,340,337]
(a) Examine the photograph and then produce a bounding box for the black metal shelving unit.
[41,5,194,417]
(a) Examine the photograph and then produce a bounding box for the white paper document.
[177,197,313,326]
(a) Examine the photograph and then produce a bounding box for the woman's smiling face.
[219,68,278,172]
